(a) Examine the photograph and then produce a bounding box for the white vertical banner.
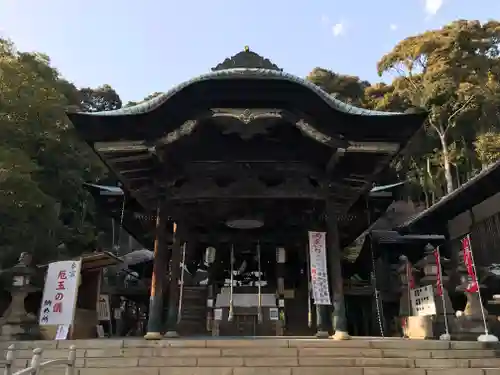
[308,231,331,305]
[39,260,81,326]
[97,295,111,321]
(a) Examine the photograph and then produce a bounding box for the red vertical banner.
[433,248,443,297]
[407,261,415,289]
[461,234,479,293]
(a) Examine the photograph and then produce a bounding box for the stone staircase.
[177,286,208,336]
[3,338,500,375]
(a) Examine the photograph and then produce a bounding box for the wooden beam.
[108,154,153,163]
[164,191,325,201]
[94,141,153,153]
[121,168,154,174]
[343,177,368,185]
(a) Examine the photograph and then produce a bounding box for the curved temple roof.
[71,49,427,220]
[74,68,409,119]
[68,48,427,153]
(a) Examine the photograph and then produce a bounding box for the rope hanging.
[366,197,385,337]
[369,237,385,337]
[228,244,235,322]
[305,243,312,328]
[177,242,187,324]
[113,194,126,254]
[257,242,263,324]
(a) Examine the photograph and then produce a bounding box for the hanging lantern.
[276,247,286,264]
[205,247,216,265]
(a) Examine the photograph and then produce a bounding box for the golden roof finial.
[244,45,250,52]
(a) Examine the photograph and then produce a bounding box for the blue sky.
[0,0,497,102]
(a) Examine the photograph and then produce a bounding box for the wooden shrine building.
[69,47,427,339]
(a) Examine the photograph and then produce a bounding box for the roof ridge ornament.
[211,46,282,72]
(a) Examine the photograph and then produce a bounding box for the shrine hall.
[68,47,427,339]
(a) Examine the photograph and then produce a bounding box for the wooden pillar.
[276,247,286,336]
[165,223,182,338]
[326,200,350,340]
[316,305,330,338]
[144,209,171,340]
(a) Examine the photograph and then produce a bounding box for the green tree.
[363,82,410,112]
[0,37,122,266]
[125,91,163,107]
[475,132,500,167]
[377,20,500,194]
[79,85,122,112]
[306,68,369,105]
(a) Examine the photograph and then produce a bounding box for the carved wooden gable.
[211,46,282,71]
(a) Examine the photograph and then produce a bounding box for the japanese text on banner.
[461,234,479,293]
[39,260,81,326]
[308,231,331,305]
[97,295,111,321]
[433,248,443,297]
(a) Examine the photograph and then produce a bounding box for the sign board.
[308,232,331,305]
[55,325,69,340]
[410,285,436,316]
[269,307,279,321]
[39,260,81,326]
[214,308,222,321]
[113,308,122,320]
[96,325,105,338]
[97,294,111,321]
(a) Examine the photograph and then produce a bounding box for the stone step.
[7,346,500,360]
[8,362,500,375]
[33,368,500,375]
[13,355,500,368]
[4,339,500,375]
[179,309,206,315]
[180,305,206,311]
[8,354,500,373]
[4,338,500,350]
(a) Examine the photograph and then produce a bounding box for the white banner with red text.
[308,231,331,305]
[39,260,81,326]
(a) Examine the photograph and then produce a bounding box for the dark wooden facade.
[70,48,426,338]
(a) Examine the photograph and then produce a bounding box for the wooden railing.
[3,344,76,375]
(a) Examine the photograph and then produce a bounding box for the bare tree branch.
[444,94,476,135]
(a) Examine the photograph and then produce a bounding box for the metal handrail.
[3,344,76,375]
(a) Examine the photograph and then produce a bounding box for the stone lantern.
[415,244,455,338]
[397,255,414,317]
[0,253,41,340]
[396,255,415,337]
[455,242,487,317]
